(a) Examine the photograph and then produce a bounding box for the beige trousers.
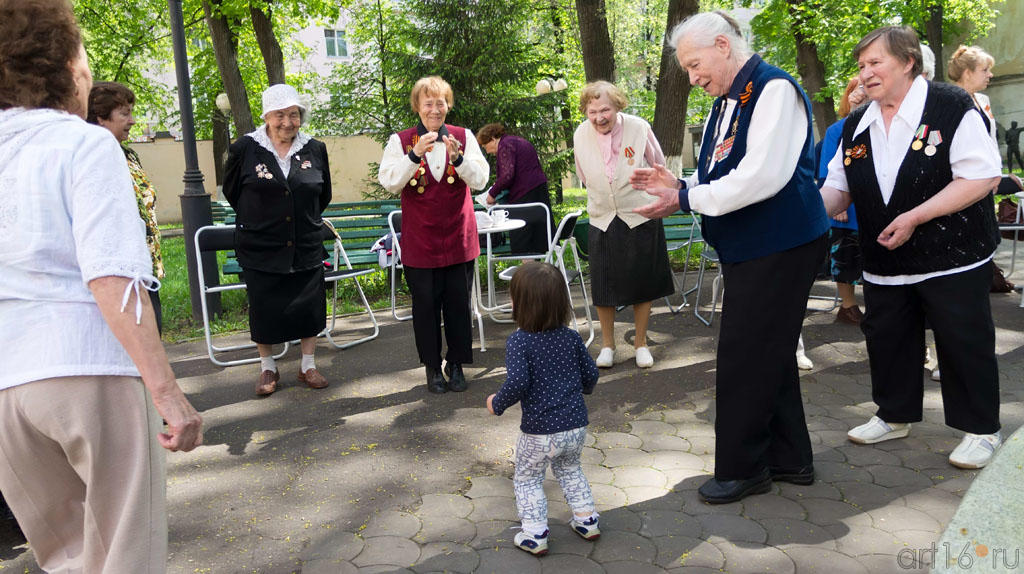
[0,376,167,573]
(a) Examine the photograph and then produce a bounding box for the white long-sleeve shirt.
[378,127,489,193]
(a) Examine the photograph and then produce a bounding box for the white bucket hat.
[261,84,308,124]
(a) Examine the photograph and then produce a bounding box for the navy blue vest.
[697,55,829,263]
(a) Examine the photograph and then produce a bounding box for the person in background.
[486,262,600,556]
[0,0,203,570]
[379,76,489,394]
[632,10,829,504]
[87,81,165,332]
[819,26,1003,469]
[574,81,675,369]
[476,123,555,255]
[224,84,333,396]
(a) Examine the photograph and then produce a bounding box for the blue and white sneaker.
[513,529,549,555]
[569,516,601,540]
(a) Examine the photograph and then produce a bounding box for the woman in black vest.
[819,27,1003,469]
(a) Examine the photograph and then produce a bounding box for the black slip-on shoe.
[698,468,772,504]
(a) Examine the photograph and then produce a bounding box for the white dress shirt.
[823,76,1001,285]
[378,127,489,193]
[680,79,809,216]
[0,109,155,389]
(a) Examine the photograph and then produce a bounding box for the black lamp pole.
[168,0,220,320]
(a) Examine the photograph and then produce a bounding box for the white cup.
[492,209,508,224]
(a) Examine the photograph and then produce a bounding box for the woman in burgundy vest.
[378,76,490,394]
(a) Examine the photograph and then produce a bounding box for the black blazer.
[223,135,332,273]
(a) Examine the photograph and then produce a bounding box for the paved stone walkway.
[0,246,1022,573]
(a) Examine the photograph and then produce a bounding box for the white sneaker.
[847,416,911,444]
[796,351,814,370]
[568,516,601,540]
[513,529,549,555]
[596,347,614,368]
[635,346,654,368]
[949,432,1001,469]
[931,368,941,381]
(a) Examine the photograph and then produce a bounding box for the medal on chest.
[911,124,928,151]
[446,164,456,184]
[624,146,635,166]
[924,130,942,157]
[844,144,868,166]
[409,163,427,194]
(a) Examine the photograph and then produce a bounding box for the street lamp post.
[168,0,220,319]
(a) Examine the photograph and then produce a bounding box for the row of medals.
[409,165,457,194]
[911,138,938,156]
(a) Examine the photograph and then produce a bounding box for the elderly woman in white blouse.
[0,1,202,570]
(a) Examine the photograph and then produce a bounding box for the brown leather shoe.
[256,370,279,396]
[298,368,329,389]
[835,305,864,325]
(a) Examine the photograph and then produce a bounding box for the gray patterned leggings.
[513,426,596,531]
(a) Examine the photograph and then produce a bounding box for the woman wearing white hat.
[224,83,333,396]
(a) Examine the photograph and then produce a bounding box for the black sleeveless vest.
[841,82,998,276]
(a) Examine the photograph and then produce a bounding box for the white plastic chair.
[387,210,413,321]
[484,202,553,315]
[320,219,380,349]
[693,245,724,327]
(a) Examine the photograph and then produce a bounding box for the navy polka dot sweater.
[491,326,599,434]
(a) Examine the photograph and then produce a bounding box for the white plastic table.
[472,218,525,350]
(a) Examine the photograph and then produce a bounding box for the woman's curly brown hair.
[0,0,82,112]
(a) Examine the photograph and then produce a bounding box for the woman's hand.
[834,211,849,223]
[485,194,497,206]
[630,163,679,191]
[877,211,920,250]
[442,135,463,163]
[413,132,439,157]
[486,393,496,415]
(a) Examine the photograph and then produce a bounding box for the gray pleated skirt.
[588,216,675,307]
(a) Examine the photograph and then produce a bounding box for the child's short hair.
[510,262,570,333]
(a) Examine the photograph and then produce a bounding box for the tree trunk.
[250,0,286,85]
[575,0,615,82]
[925,3,943,82]
[652,0,698,164]
[212,110,229,187]
[204,0,255,135]
[786,0,835,138]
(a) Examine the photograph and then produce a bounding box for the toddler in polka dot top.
[486,262,600,555]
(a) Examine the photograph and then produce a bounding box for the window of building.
[324,29,348,58]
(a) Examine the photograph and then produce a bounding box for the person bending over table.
[224,83,333,396]
[379,76,489,394]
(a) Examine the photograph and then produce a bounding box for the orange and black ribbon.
[739,82,753,107]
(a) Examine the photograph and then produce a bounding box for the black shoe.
[698,468,772,504]
[769,464,815,485]
[425,366,447,394]
[445,362,468,392]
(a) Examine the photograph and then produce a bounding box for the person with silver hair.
[224,84,334,396]
[920,43,936,81]
[631,10,829,504]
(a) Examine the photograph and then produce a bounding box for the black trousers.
[714,234,827,480]
[862,262,1000,434]
[404,261,475,370]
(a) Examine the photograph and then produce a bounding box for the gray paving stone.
[469,520,517,550]
[653,535,724,569]
[799,498,873,527]
[411,542,479,573]
[595,432,644,450]
[582,462,615,484]
[896,488,964,526]
[806,415,850,432]
[921,434,962,454]
[624,485,672,505]
[865,464,935,489]
[834,480,903,508]
[811,445,846,462]
[303,530,365,563]
[362,510,422,539]
[814,460,874,483]
[803,390,854,407]
[466,495,519,523]
[784,546,868,573]
[673,422,716,438]
[813,429,858,448]
[890,448,951,471]
[581,446,605,465]
[474,547,541,574]
[416,493,474,519]
[301,558,359,574]
[639,434,692,452]
[867,505,941,534]
[676,489,743,515]
[741,494,806,520]
[413,515,476,544]
[662,468,709,491]
[544,523,596,556]
[590,483,629,510]
[892,528,943,550]
[715,541,795,574]
[539,553,603,573]
[630,420,677,435]
[638,510,701,538]
[599,507,643,533]
[602,561,669,574]
[352,535,421,568]
[757,517,836,549]
[664,567,728,574]
[859,552,929,573]
[589,530,658,563]
[825,523,908,556]
[584,432,596,447]
[630,491,687,513]
[603,448,655,468]
[465,476,514,499]
[933,474,977,495]
[698,513,768,544]
[546,500,573,523]
[835,444,902,467]
[776,480,842,501]
[650,450,705,471]
[684,436,716,455]
[358,567,415,574]
[613,466,668,489]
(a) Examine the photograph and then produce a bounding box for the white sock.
[301,353,316,373]
[521,521,548,537]
[260,356,277,373]
[575,511,599,523]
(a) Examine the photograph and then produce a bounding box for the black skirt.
[589,217,675,307]
[243,265,326,344]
